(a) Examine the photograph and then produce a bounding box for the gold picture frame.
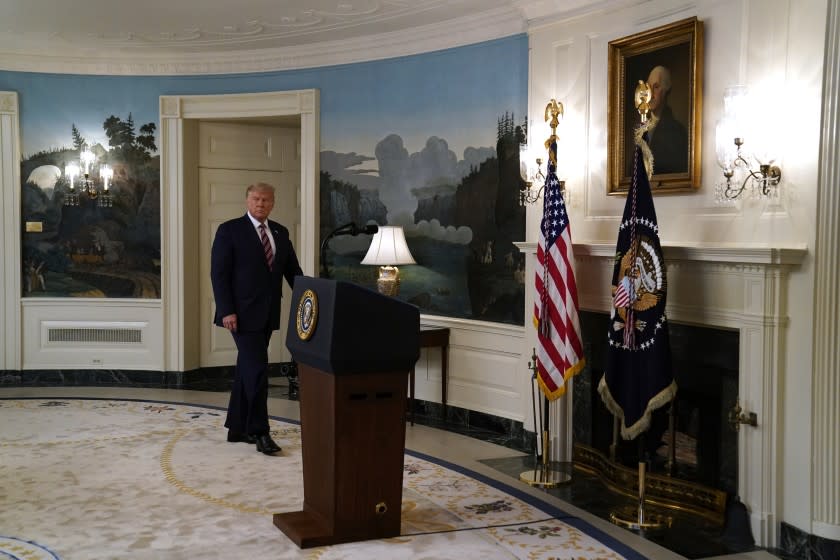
[607,17,704,195]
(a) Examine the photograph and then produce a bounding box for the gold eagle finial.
[634,80,652,123]
[543,99,564,162]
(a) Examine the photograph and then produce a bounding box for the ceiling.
[0,0,611,74]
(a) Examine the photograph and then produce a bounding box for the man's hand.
[222,313,238,332]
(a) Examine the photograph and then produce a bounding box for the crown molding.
[515,0,649,28]
[0,6,526,76]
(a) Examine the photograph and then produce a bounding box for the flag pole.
[604,82,675,532]
[529,351,540,467]
[520,98,582,488]
[610,414,619,461]
[609,432,670,530]
[520,349,571,487]
[666,398,676,476]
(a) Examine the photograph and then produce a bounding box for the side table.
[409,325,450,425]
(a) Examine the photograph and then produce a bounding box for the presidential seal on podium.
[296,288,318,341]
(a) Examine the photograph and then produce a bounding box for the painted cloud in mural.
[321,112,526,324]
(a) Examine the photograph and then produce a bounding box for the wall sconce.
[519,99,567,206]
[714,85,782,202]
[63,143,113,207]
[519,143,546,205]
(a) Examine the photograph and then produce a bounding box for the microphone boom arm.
[320,222,379,279]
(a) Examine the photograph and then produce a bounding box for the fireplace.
[573,312,740,496]
[518,242,807,546]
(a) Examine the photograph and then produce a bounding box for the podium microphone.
[351,224,379,236]
[320,222,379,279]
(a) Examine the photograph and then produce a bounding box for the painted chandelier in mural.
[63,144,113,207]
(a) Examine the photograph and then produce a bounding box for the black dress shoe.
[255,434,282,455]
[227,430,256,444]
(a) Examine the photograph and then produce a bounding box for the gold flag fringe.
[537,358,586,401]
[596,373,677,441]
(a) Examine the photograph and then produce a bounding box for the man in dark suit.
[210,182,303,456]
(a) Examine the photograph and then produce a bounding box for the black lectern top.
[285,277,420,374]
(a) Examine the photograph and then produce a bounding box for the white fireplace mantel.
[573,242,807,265]
[517,240,807,545]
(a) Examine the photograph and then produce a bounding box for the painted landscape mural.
[317,37,528,325]
[21,114,161,298]
[6,34,528,325]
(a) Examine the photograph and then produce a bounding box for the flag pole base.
[609,505,672,531]
[609,458,671,531]
[520,430,572,487]
[519,465,572,488]
[519,462,571,488]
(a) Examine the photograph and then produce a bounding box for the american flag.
[534,139,585,400]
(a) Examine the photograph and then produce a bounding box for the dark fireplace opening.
[574,311,740,496]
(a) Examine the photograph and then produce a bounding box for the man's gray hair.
[649,65,672,93]
[246,182,275,196]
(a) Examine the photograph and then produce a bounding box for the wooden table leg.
[441,345,447,421]
[409,366,415,425]
[415,326,450,426]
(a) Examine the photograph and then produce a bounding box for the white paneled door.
[197,121,301,367]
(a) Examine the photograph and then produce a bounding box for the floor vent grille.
[48,328,142,344]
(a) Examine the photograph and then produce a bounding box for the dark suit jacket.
[649,105,689,175]
[210,214,303,332]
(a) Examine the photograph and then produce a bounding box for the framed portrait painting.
[607,17,704,194]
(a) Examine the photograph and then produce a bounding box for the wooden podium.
[273,277,420,548]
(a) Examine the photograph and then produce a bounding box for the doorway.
[159,90,320,372]
[197,120,301,367]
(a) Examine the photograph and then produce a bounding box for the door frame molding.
[0,92,21,370]
[159,90,320,372]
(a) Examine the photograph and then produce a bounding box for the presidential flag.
[598,133,676,440]
[534,139,585,401]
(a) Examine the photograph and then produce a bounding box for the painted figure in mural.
[24,260,46,293]
[646,65,688,174]
[210,182,303,456]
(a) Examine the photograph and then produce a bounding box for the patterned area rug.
[0,398,646,559]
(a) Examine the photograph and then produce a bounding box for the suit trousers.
[225,327,273,436]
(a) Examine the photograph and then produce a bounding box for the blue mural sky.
[1,35,527,164]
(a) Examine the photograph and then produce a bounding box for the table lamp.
[360,226,416,296]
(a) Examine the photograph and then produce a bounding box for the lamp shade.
[723,85,749,120]
[361,226,416,266]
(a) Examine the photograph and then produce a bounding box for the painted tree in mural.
[103,114,157,159]
[20,114,161,299]
[71,124,85,150]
